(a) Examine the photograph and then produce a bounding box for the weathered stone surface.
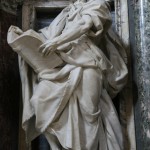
[121,0,150,149]
[133,0,150,149]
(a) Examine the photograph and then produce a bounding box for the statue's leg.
[76,68,103,118]
[74,68,103,149]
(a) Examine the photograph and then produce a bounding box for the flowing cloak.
[17,0,128,149]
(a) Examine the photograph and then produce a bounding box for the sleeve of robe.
[81,0,112,37]
[40,7,69,40]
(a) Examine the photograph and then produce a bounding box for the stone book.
[7,26,63,74]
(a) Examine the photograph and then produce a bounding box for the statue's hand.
[39,40,57,56]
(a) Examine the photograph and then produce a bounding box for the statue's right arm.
[39,14,93,56]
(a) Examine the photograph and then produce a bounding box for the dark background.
[0,5,20,150]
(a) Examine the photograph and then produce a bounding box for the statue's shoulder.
[81,0,106,11]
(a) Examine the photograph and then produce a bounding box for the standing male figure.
[8,0,128,149]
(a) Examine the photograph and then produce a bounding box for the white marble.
[7,0,128,149]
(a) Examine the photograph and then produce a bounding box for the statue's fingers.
[45,47,54,56]
[42,46,50,56]
[47,50,53,56]
[44,48,51,56]
[39,43,47,52]
[40,40,51,49]
[39,46,44,53]
[42,47,47,55]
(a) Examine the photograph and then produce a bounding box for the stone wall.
[130,0,150,149]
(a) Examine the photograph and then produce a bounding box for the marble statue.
[7,0,128,149]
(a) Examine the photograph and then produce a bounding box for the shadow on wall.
[0,4,20,150]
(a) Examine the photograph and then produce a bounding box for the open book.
[7,26,63,74]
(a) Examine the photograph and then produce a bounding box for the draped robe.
[18,0,128,149]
